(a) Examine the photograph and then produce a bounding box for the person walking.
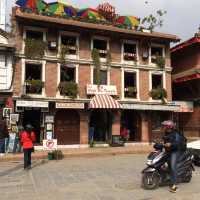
[161,120,185,193]
[0,119,8,156]
[20,124,36,169]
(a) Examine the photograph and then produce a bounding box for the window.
[26,30,43,40]
[151,46,163,64]
[93,39,107,58]
[60,65,75,82]
[61,35,77,55]
[123,43,137,61]
[93,69,107,85]
[124,72,137,98]
[152,74,163,89]
[0,53,7,67]
[25,63,43,94]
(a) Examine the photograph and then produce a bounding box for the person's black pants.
[23,148,32,169]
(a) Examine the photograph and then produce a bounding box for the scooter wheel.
[142,172,160,190]
[183,168,192,183]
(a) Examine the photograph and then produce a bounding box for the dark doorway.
[89,110,112,143]
[23,110,41,144]
[121,110,141,141]
[54,110,80,145]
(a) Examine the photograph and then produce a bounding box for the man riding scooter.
[162,120,186,193]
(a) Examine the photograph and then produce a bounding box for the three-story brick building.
[12,4,180,147]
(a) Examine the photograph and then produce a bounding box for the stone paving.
[0,154,200,200]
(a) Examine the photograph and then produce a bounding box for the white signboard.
[10,114,19,124]
[171,101,193,112]
[87,84,118,95]
[43,139,57,150]
[56,102,85,109]
[16,100,49,108]
[45,115,54,123]
[122,103,180,111]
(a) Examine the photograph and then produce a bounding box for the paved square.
[0,154,200,200]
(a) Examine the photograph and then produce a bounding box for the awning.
[89,94,122,109]
[174,73,200,83]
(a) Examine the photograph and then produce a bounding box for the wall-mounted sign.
[10,114,19,124]
[45,115,54,123]
[87,84,118,95]
[56,102,85,109]
[43,139,57,150]
[16,100,49,108]
[171,101,194,112]
[3,108,12,118]
[122,103,180,111]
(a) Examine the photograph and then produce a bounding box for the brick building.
[171,30,200,139]
[12,4,180,147]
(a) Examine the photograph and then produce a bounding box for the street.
[0,154,200,200]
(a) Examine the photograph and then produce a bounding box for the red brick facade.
[12,10,178,145]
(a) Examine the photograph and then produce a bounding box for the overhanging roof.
[14,9,180,42]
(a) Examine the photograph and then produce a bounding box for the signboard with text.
[86,84,117,95]
[56,102,85,109]
[16,100,49,108]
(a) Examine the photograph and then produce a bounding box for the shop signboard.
[43,139,57,150]
[45,115,54,123]
[10,114,19,124]
[170,101,194,112]
[87,84,118,95]
[122,103,180,111]
[16,100,49,108]
[56,102,85,109]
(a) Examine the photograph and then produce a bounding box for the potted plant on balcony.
[125,86,137,98]
[149,87,167,103]
[92,48,101,85]
[155,56,165,68]
[58,81,78,98]
[25,79,44,94]
[24,38,46,59]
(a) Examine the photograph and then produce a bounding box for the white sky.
[7,0,200,43]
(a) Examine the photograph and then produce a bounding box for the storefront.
[122,103,180,142]
[55,102,85,145]
[15,100,49,144]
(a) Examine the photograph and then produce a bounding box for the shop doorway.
[121,110,141,141]
[54,110,80,145]
[23,109,41,144]
[89,110,112,143]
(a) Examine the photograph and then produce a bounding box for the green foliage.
[25,79,44,93]
[106,50,112,68]
[92,48,101,85]
[142,10,167,32]
[24,38,46,59]
[58,81,78,98]
[127,86,137,97]
[59,45,69,63]
[149,87,167,103]
[155,56,165,68]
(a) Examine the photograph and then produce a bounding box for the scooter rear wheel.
[142,172,160,190]
[183,168,192,183]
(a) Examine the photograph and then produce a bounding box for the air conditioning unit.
[15,106,24,112]
[48,41,57,50]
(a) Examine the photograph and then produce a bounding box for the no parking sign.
[43,139,57,150]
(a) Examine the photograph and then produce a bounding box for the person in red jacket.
[20,124,36,169]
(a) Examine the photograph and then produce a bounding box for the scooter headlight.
[146,159,153,166]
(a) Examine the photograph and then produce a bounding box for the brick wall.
[79,64,91,99]
[79,33,91,60]
[110,68,121,97]
[139,70,149,101]
[45,62,58,97]
[13,59,22,97]
[166,72,172,101]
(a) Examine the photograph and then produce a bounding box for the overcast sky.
[7,0,200,44]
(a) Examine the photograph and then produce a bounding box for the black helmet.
[25,124,33,131]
